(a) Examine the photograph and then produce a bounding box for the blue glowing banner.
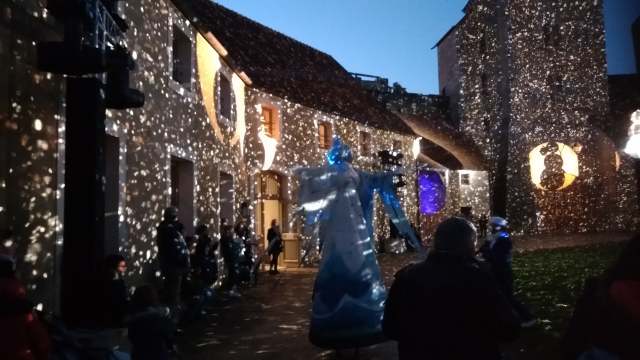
[419,171,447,215]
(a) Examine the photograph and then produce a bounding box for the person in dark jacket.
[478,214,488,239]
[127,285,176,360]
[382,217,520,360]
[220,225,242,298]
[477,217,536,327]
[99,254,130,327]
[267,219,283,274]
[194,225,218,286]
[561,234,640,359]
[156,206,190,321]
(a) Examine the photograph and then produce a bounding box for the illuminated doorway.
[254,171,299,267]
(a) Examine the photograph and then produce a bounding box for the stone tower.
[437,0,637,233]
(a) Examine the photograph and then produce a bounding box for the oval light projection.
[624,110,640,159]
[529,142,579,190]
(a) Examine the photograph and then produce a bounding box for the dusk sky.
[213,0,640,95]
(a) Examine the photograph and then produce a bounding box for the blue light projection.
[419,171,446,215]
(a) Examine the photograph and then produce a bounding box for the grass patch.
[506,242,624,359]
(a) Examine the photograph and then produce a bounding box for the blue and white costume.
[293,136,423,349]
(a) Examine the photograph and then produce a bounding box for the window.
[359,131,371,156]
[461,173,470,186]
[483,117,490,137]
[547,73,563,97]
[543,23,551,46]
[318,122,333,149]
[219,74,232,119]
[479,30,487,54]
[170,156,195,234]
[552,24,562,47]
[171,24,192,89]
[442,87,447,96]
[392,140,402,151]
[220,171,234,226]
[555,75,563,93]
[260,105,279,140]
[481,73,488,96]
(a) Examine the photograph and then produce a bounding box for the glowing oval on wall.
[529,142,579,191]
[419,171,447,214]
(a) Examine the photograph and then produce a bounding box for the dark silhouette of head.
[163,206,178,221]
[433,217,477,257]
[131,284,160,312]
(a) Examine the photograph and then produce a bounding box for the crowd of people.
[0,210,638,359]
[0,205,286,359]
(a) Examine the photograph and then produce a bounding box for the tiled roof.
[173,0,415,135]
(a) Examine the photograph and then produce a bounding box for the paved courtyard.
[178,232,634,360]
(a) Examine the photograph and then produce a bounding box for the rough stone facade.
[1,0,418,311]
[438,0,638,234]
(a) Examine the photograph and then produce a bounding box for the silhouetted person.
[383,217,520,360]
[99,254,130,327]
[478,217,536,327]
[220,225,242,298]
[267,219,283,274]
[478,214,488,239]
[127,285,176,360]
[156,206,190,321]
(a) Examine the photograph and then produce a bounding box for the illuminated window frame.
[168,12,194,97]
[317,121,333,150]
[255,95,282,141]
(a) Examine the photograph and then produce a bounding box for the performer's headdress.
[326,135,353,165]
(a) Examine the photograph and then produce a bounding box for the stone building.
[434,0,639,233]
[352,73,491,241]
[0,0,426,314]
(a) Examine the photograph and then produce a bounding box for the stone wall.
[0,0,65,312]
[446,0,636,233]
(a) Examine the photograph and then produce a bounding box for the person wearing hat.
[156,206,190,322]
[478,216,536,328]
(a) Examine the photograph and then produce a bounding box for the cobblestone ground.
[178,232,634,360]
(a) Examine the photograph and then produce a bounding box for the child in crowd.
[220,225,242,298]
